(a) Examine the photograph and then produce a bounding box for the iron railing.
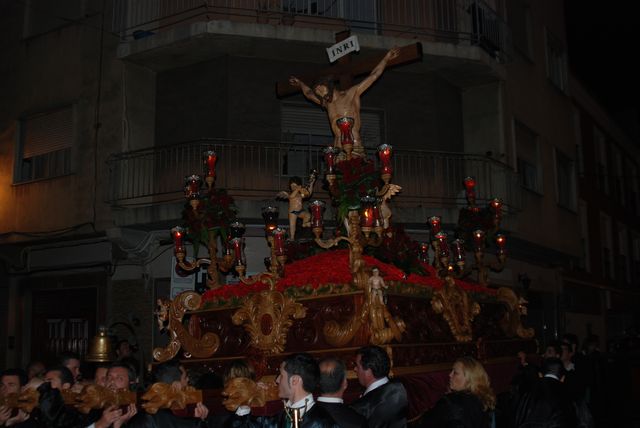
[111,0,512,61]
[106,138,521,211]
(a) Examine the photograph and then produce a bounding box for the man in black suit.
[316,357,366,428]
[350,346,408,428]
[512,357,578,428]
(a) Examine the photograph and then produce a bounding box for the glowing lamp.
[428,216,442,235]
[418,242,429,262]
[463,176,476,191]
[261,204,279,235]
[184,175,202,200]
[496,234,507,255]
[435,231,449,257]
[203,150,217,178]
[473,229,485,251]
[360,196,376,228]
[171,226,186,254]
[451,239,465,263]
[229,221,246,239]
[323,146,340,174]
[272,228,287,257]
[230,237,245,266]
[377,144,393,175]
[309,200,325,228]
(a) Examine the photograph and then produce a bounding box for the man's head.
[541,357,566,381]
[154,360,188,388]
[560,342,575,365]
[312,76,334,107]
[106,362,137,391]
[542,341,562,359]
[116,340,132,359]
[44,366,74,390]
[1,369,27,396]
[276,353,319,402]
[354,345,390,388]
[58,351,81,382]
[93,365,109,387]
[26,361,45,380]
[318,358,348,398]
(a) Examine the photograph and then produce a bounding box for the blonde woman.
[417,356,496,428]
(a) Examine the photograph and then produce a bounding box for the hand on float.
[289,76,301,87]
[95,405,123,428]
[5,410,30,426]
[113,404,137,428]
[194,402,209,420]
[386,47,400,61]
[0,405,12,425]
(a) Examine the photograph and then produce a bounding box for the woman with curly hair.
[417,356,496,428]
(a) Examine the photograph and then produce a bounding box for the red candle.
[230,237,244,266]
[171,227,185,254]
[463,176,476,191]
[309,200,325,228]
[419,242,429,261]
[428,216,442,235]
[496,234,506,255]
[203,150,217,178]
[273,228,286,256]
[378,144,393,175]
[323,147,338,174]
[435,232,449,257]
[451,239,465,263]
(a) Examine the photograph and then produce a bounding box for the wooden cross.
[276,32,422,97]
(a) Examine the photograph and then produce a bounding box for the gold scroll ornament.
[496,287,535,339]
[431,276,480,342]
[153,291,220,362]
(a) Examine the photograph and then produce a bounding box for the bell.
[85,326,115,362]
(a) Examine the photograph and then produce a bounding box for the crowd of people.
[0,336,618,428]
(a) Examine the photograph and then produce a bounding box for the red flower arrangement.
[201,249,495,305]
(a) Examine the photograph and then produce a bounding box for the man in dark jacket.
[512,358,578,428]
[316,357,366,428]
[350,346,408,428]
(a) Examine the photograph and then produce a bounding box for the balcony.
[106,139,521,220]
[112,0,512,69]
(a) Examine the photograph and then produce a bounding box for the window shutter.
[23,107,73,158]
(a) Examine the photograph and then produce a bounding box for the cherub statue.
[377,183,402,229]
[367,267,388,305]
[277,171,317,240]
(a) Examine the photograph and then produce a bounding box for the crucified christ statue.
[288,47,399,155]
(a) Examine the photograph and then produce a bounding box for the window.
[23,0,84,38]
[594,127,609,194]
[16,106,74,183]
[508,0,533,59]
[572,107,584,177]
[628,163,639,214]
[515,121,541,193]
[555,148,576,210]
[618,223,630,284]
[545,28,567,91]
[613,147,625,206]
[578,201,590,272]
[600,213,613,280]
[281,103,383,176]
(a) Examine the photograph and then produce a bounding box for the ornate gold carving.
[221,377,269,411]
[496,287,535,339]
[431,277,480,342]
[232,289,306,354]
[141,383,203,414]
[66,384,136,414]
[153,291,220,362]
[323,268,406,347]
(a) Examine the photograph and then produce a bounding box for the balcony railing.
[106,138,521,212]
[111,0,512,61]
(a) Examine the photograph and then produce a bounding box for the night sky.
[565,0,639,138]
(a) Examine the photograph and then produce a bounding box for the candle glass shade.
[418,242,430,262]
[336,117,354,146]
[171,226,186,254]
[272,228,287,256]
[184,175,202,200]
[378,144,393,175]
[229,221,246,239]
[203,150,217,178]
[309,200,325,228]
[451,239,465,263]
[261,205,279,234]
[435,232,449,257]
[472,229,485,251]
[428,216,442,236]
[230,237,245,266]
[360,196,376,228]
[463,176,476,191]
[323,147,339,174]
[490,198,503,213]
[495,234,507,255]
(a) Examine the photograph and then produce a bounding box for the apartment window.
[515,121,541,193]
[618,223,631,284]
[633,234,640,284]
[578,201,590,272]
[572,107,584,177]
[508,0,533,59]
[613,148,625,206]
[555,148,576,210]
[281,103,383,176]
[600,213,613,280]
[628,163,639,214]
[594,127,609,194]
[16,107,74,183]
[545,28,567,91]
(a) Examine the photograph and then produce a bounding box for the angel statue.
[377,183,402,230]
[277,170,317,240]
